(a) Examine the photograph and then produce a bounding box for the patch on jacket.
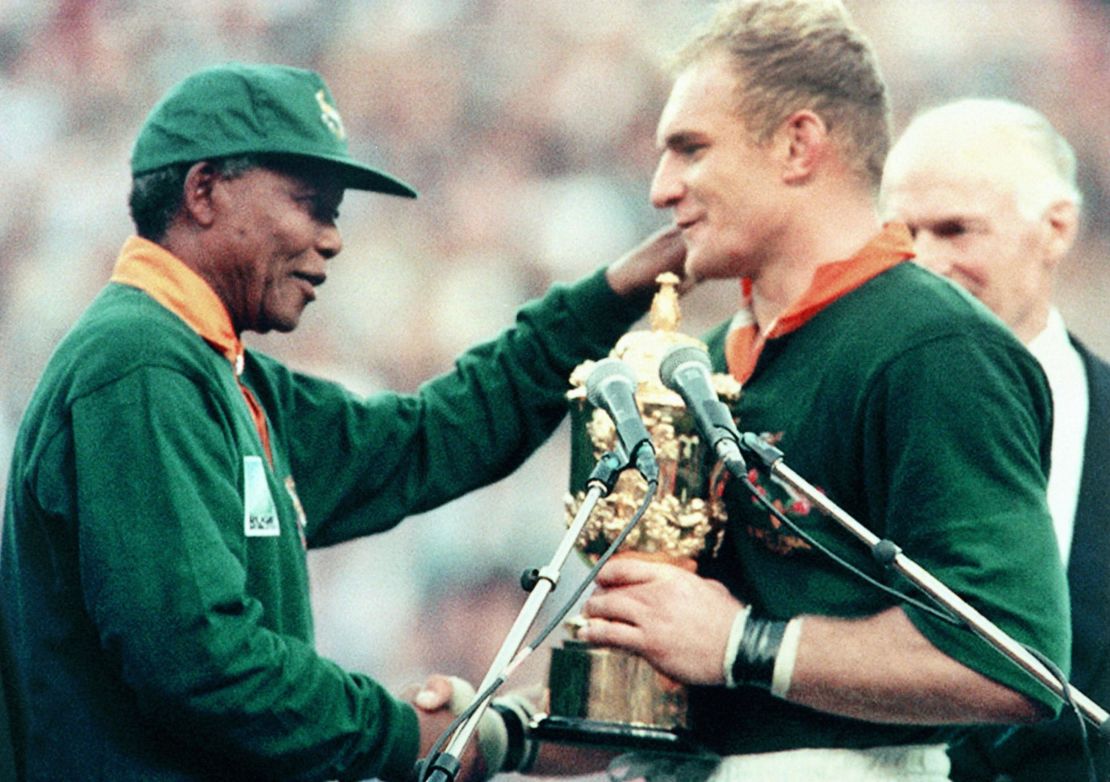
[243,455,279,537]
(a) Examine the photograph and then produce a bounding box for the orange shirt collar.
[725,223,915,383]
[110,235,244,372]
[110,236,273,462]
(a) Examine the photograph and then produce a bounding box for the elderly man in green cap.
[0,63,684,781]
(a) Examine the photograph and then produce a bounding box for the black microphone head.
[586,357,638,408]
[659,344,712,392]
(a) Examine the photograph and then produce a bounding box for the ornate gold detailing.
[548,274,744,737]
[649,272,682,332]
[565,406,728,560]
[564,273,740,562]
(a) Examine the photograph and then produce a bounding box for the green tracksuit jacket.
[1,251,645,781]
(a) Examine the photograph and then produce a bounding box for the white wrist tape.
[722,606,752,688]
[770,617,803,699]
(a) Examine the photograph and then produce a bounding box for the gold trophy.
[536,273,741,751]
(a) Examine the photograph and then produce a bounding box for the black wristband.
[730,611,788,689]
[490,697,539,773]
[490,701,526,772]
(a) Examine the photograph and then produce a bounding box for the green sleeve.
[0,667,14,782]
[262,266,648,546]
[867,332,1070,713]
[72,367,419,782]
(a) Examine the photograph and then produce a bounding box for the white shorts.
[708,744,950,782]
[607,744,950,782]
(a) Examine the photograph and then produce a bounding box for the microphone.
[658,344,746,477]
[585,358,659,481]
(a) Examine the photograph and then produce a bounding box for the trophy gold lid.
[568,272,741,403]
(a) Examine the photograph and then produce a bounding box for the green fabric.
[1,264,641,781]
[0,665,14,782]
[130,63,416,197]
[690,262,1070,755]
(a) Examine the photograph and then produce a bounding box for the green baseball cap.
[130,62,417,198]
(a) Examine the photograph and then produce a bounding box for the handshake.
[402,676,539,782]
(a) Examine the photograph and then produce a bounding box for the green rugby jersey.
[690,259,1069,755]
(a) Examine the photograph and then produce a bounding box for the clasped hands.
[400,675,489,782]
[401,674,538,782]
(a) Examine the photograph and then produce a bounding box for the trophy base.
[529,714,704,755]
[544,639,701,753]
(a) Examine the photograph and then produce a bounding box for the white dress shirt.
[1027,308,1089,566]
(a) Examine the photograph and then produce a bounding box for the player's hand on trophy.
[578,557,745,686]
[605,225,691,298]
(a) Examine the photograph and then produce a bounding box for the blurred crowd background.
[1,0,1108,725]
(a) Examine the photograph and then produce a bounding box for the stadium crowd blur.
[1,0,1108,711]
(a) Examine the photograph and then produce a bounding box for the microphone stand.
[737,432,1110,735]
[419,451,626,782]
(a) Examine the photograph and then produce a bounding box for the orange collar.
[110,236,272,461]
[111,236,244,370]
[725,223,915,383]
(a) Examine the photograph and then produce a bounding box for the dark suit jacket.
[949,335,1110,782]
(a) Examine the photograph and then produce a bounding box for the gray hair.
[884,97,1082,220]
[128,155,261,241]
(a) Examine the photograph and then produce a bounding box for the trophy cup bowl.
[534,274,740,752]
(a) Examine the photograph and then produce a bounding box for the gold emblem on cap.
[315,89,347,140]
